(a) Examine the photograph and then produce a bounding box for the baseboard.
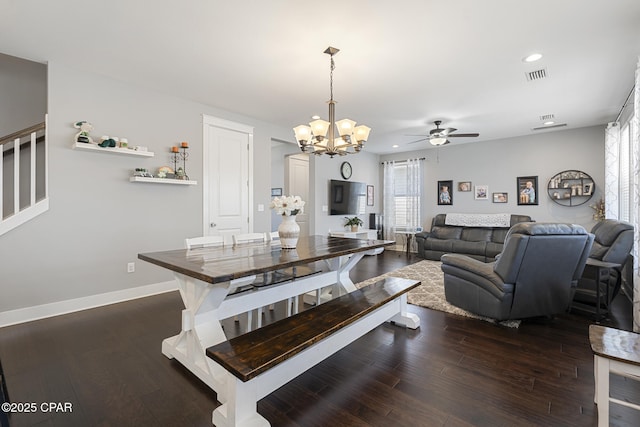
[0,280,177,328]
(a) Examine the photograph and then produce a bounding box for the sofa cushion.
[452,240,487,255]
[460,228,492,242]
[431,226,463,240]
[424,238,454,253]
[491,228,508,244]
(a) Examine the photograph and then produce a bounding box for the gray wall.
[0,52,47,136]
[0,60,291,313]
[380,125,605,231]
[311,150,381,235]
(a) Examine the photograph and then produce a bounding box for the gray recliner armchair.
[572,219,634,315]
[441,223,594,321]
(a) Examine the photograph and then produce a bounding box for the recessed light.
[392,144,399,148]
[523,53,543,63]
[311,115,320,120]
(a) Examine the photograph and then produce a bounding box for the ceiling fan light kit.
[293,46,371,158]
[407,120,479,146]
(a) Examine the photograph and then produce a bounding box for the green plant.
[344,216,364,227]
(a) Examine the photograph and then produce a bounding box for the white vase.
[278,215,300,249]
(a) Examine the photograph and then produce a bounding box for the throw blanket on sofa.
[444,213,511,227]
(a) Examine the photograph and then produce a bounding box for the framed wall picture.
[474,185,488,200]
[517,176,538,205]
[492,192,508,203]
[438,180,453,205]
[457,181,471,192]
[271,187,282,197]
[367,185,374,206]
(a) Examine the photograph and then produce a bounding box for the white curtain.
[382,161,396,241]
[406,157,422,230]
[633,57,640,332]
[604,122,620,219]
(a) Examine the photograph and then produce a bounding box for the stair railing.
[0,117,49,237]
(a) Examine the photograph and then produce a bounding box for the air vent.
[525,67,548,82]
[532,123,567,131]
[539,114,555,121]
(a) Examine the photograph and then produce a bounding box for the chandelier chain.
[329,56,335,101]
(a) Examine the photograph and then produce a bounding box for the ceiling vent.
[525,67,548,82]
[539,114,555,121]
[532,123,567,131]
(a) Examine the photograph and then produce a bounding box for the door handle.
[210,223,217,228]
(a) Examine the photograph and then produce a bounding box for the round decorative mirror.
[547,170,594,206]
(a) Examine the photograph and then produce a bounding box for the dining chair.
[232,232,267,245]
[185,235,254,327]
[231,232,270,330]
[184,235,225,249]
[266,231,299,315]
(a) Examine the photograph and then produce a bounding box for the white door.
[203,115,253,243]
[286,154,309,237]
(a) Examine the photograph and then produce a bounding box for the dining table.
[138,235,397,392]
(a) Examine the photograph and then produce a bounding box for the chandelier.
[293,47,371,157]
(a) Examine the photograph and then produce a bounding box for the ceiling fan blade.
[448,133,480,138]
[408,137,430,144]
[405,134,429,137]
[440,127,457,135]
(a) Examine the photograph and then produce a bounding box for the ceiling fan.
[408,120,480,146]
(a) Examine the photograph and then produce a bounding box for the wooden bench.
[206,277,420,427]
[589,324,640,427]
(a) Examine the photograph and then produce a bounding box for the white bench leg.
[595,355,610,427]
[213,374,269,427]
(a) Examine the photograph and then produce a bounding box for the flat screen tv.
[329,179,366,215]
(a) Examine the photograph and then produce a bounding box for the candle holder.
[170,145,189,179]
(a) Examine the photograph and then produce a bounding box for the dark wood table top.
[589,324,640,366]
[139,235,394,284]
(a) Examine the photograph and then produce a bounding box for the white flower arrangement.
[270,195,305,216]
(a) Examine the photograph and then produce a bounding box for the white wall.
[380,125,605,231]
[0,61,292,317]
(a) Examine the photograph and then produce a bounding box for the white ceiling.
[1,0,639,154]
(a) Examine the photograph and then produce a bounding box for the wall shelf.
[129,176,197,186]
[547,170,594,206]
[72,142,154,157]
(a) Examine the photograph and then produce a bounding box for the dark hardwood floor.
[1,250,638,426]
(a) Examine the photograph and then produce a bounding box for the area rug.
[355,260,521,328]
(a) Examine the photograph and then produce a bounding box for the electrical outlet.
[127,262,135,273]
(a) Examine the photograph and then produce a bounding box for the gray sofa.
[415,213,533,262]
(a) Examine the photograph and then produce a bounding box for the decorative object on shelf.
[133,168,153,178]
[340,161,352,179]
[157,166,174,179]
[99,136,117,147]
[270,195,305,249]
[292,46,371,157]
[437,180,453,205]
[474,185,489,200]
[73,121,94,144]
[457,181,471,192]
[517,176,538,205]
[547,170,594,206]
[492,192,508,203]
[171,143,190,179]
[590,198,605,221]
[344,216,364,232]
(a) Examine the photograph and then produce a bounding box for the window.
[383,160,422,237]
